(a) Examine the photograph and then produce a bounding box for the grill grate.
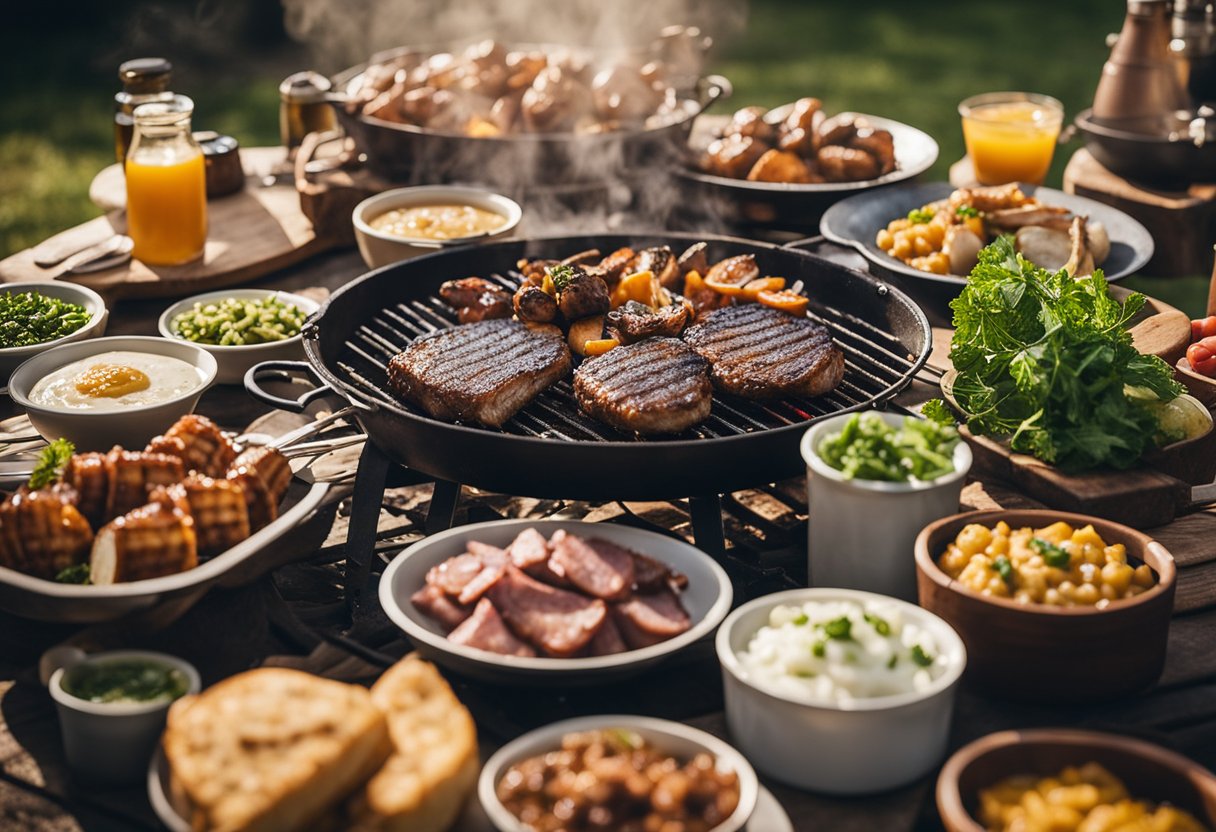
[335,269,919,443]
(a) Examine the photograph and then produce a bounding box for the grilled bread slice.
[346,656,478,832]
[164,668,391,832]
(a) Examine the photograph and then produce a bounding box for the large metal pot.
[326,43,730,188]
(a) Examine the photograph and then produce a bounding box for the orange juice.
[960,95,1063,186]
[125,153,207,265]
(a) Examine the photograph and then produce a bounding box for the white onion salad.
[737,598,947,704]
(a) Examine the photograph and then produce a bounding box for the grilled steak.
[683,304,845,399]
[387,319,572,428]
[573,338,712,435]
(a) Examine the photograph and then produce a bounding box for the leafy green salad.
[946,237,1190,472]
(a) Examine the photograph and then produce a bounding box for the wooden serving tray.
[0,147,345,302]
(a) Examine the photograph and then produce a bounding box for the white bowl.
[478,715,758,832]
[378,519,733,685]
[716,587,967,795]
[801,411,972,601]
[8,335,217,450]
[48,649,200,785]
[157,289,320,385]
[352,186,523,269]
[0,282,108,380]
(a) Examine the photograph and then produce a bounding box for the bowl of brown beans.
[937,728,1216,832]
[914,510,1176,702]
[478,715,757,832]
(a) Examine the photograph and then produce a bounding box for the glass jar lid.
[133,94,195,126]
[119,58,173,92]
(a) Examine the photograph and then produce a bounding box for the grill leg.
[689,494,726,558]
[345,441,390,616]
[425,479,462,534]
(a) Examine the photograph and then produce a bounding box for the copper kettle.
[1094,0,1191,123]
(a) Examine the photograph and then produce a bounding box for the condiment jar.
[114,58,173,164]
[125,95,208,266]
[279,70,337,154]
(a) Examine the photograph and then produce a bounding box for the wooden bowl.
[915,510,1176,702]
[937,728,1216,832]
[1176,356,1216,407]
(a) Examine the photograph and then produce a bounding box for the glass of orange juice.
[959,92,1064,186]
[125,95,207,266]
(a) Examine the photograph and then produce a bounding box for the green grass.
[0,0,1205,314]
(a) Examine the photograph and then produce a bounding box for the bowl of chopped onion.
[158,290,320,384]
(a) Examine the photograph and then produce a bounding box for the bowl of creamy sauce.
[353,186,523,269]
[29,350,206,411]
[9,336,217,450]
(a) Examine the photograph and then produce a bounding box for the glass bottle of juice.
[114,57,173,163]
[125,95,207,266]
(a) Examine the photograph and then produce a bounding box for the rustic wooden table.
[2,244,1215,832]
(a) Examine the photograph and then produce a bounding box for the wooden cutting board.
[929,288,1214,528]
[0,147,345,302]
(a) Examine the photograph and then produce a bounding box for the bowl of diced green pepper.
[158,289,319,384]
[0,283,108,380]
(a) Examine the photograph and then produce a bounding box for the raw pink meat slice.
[448,598,537,657]
[612,588,692,649]
[410,584,473,631]
[487,565,607,657]
[425,552,484,596]
[549,531,635,601]
[456,541,508,605]
[506,527,550,570]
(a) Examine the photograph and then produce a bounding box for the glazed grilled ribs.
[573,338,712,435]
[387,318,572,428]
[682,304,845,399]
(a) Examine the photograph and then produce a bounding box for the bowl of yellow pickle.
[937,728,1216,832]
[914,510,1176,701]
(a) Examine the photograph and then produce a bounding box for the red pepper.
[1191,316,1216,342]
[1186,336,1216,377]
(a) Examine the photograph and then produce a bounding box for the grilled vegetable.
[741,277,785,301]
[567,314,605,356]
[583,337,620,356]
[171,294,307,346]
[757,288,809,316]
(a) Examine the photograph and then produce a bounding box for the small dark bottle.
[114,58,174,163]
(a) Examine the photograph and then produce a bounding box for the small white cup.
[801,411,972,601]
[47,649,200,784]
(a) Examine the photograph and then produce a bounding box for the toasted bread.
[163,668,391,832]
[347,656,479,832]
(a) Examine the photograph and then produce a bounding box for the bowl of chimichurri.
[48,649,199,784]
[0,282,108,380]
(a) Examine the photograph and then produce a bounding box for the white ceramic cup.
[47,649,200,784]
[716,587,966,795]
[801,411,972,602]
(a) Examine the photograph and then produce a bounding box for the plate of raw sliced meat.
[379,519,733,685]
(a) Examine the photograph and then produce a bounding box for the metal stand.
[344,441,390,616]
[424,479,462,534]
[689,494,726,558]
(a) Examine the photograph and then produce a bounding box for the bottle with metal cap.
[114,57,174,163]
[279,71,337,154]
[1171,0,1216,105]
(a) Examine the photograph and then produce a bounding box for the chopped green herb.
[911,645,934,667]
[864,613,891,636]
[28,439,75,490]
[1031,537,1071,569]
[823,615,852,640]
[921,398,956,428]
[817,412,959,483]
[547,264,577,293]
[54,563,90,584]
[955,205,980,218]
[907,208,935,225]
[949,237,1183,472]
[887,655,898,669]
[0,291,90,348]
[794,668,816,678]
[792,613,809,626]
[812,640,826,658]
[993,555,1015,587]
[608,728,643,750]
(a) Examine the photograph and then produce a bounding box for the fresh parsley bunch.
[949,237,1182,472]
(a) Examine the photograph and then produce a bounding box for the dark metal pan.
[246,233,930,503]
[1076,108,1216,186]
